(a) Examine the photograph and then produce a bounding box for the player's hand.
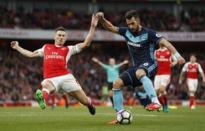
[123,60,129,64]
[177,57,185,65]
[178,79,182,85]
[96,12,104,19]
[11,41,19,50]
[92,57,98,63]
[203,77,205,83]
[91,14,99,27]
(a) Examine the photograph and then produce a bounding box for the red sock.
[42,89,49,104]
[50,94,56,106]
[164,95,168,106]
[158,95,165,105]
[189,96,195,107]
[62,95,69,107]
[193,96,196,106]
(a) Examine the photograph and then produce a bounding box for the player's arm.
[96,12,119,34]
[178,63,187,84]
[11,41,40,58]
[171,55,178,67]
[159,38,185,65]
[92,57,105,67]
[118,60,129,67]
[77,14,99,50]
[198,64,205,82]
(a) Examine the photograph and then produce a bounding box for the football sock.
[164,95,168,106]
[42,88,49,104]
[139,76,160,105]
[189,96,195,107]
[50,94,55,106]
[113,89,124,112]
[136,91,151,107]
[62,94,69,107]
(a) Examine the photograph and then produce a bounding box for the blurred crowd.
[0,5,205,31]
[1,44,205,103]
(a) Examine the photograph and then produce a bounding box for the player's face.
[54,31,67,46]
[109,58,116,66]
[190,55,196,63]
[126,17,140,32]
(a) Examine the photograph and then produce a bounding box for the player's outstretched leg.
[69,90,96,115]
[35,89,46,109]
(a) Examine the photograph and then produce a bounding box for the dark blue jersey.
[119,27,162,67]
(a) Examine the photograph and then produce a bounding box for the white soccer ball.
[117,110,133,124]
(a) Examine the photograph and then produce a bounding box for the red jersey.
[155,48,172,75]
[182,62,203,79]
[37,44,80,79]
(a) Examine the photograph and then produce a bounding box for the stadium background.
[0,0,205,107]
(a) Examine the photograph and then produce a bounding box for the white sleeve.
[68,44,82,56]
[36,45,45,57]
[154,50,157,59]
[182,63,188,72]
[198,63,204,73]
[171,55,177,62]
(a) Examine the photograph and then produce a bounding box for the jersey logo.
[127,41,141,47]
[143,63,149,66]
[156,33,162,38]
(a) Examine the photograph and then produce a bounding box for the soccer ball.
[117,110,133,124]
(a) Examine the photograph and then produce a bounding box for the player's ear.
[136,17,140,23]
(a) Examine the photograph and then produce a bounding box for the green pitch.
[0,106,205,131]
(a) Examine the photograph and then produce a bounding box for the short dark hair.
[55,26,66,32]
[125,10,139,19]
[190,54,196,57]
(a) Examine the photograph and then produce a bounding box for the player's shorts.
[107,82,113,90]
[41,74,82,93]
[186,78,198,92]
[154,75,170,90]
[120,62,157,87]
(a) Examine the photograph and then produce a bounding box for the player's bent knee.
[159,86,165,93]
[135,69,146,79]
[113,79,123,89]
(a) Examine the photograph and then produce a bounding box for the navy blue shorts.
[119,62,157,87]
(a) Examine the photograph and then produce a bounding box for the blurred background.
[0,0,205,107]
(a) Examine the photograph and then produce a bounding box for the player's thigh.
[69,89,88,105]
[41,79,56,92]
[187,79,198,92]
[120,67,142,87]
[160,75,170,88]
[61,74,82,93]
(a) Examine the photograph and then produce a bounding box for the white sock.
[151,97,161,105]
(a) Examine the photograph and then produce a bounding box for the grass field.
[0,106,205,131]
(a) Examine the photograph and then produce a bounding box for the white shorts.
[154,75,170,90]
[41,74,82,93]
[187,78,198,92]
